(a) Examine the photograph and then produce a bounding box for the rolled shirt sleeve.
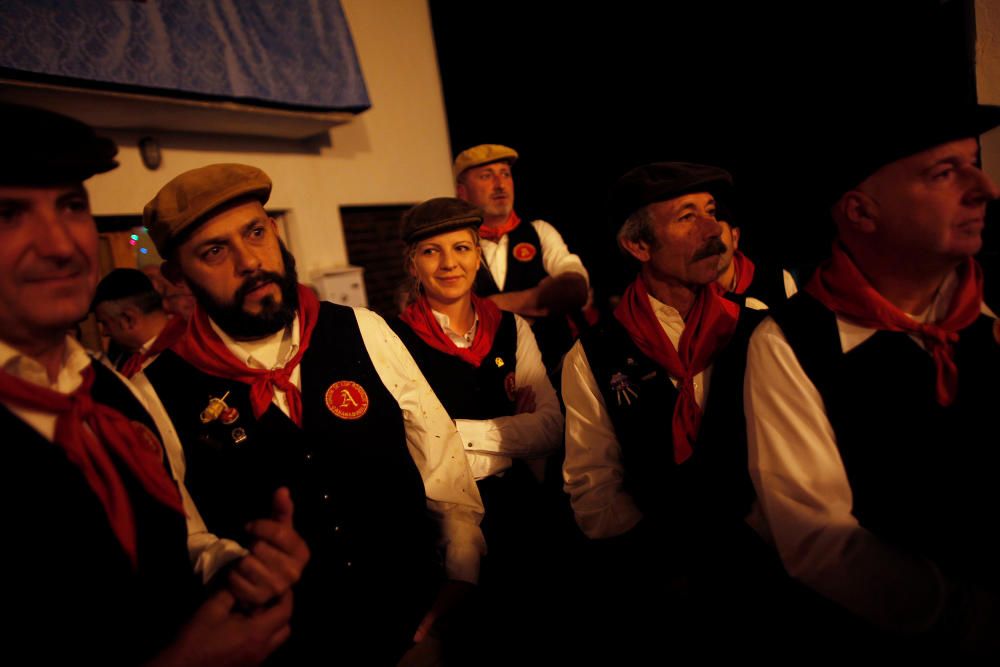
[561,340,643,539]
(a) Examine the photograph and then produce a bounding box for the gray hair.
[617,205,657,255]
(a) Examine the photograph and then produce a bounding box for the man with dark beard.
[137,163,485,665]
[561,162,769,660]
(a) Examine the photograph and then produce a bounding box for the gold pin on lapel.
[200,391,231,424]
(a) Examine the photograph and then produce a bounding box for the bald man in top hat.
[137,163,485,664]
[744,103,1000,655]
[0,103,308,666]
[454,144,589,373]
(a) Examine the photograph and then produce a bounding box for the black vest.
[388,311,518,421]
[580,303,763,534]
[5,360,197,665]
[772,293,1000,589]
[475,221,577,372]
[144,303,438,662]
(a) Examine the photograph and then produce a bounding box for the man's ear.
[834,190,879,234]
[619,237,651,263]
[119,305,140,331]
[731,227,741,249]
[456,181,468,200]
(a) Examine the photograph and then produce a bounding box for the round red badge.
[325,381,370,420]
[504,372,517,402]
[512,242,537,262]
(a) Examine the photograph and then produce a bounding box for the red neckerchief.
[120,316,187,379]
[399,293,502,367]
[614,277,740,463]
[729,250,756,295]
[169,284,320,426]
[0,364,184,568]
[478,210,521,242]
[805,244,983,407]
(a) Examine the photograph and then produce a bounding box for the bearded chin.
[189,243,300,340]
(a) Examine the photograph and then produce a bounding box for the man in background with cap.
[454,144,589,373]
[139,163,485,664]
[0,103,308,666]
[92,268,177,376]
[561,162,767,657]
[744,105,1000,655]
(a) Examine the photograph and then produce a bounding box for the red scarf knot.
[400,293,502,367]
[478,211,521,242]
[805,244,983,407]
[613,277,739,464]
[169,283,321,427]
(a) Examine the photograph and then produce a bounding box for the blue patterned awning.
[0,0,370,112]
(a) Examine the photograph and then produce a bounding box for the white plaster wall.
[976,0,1000,181]
[84,0,453,280]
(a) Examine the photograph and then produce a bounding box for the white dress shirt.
[562,294,711,540]
[480,219,589,291]
[138,307,487,583]
[1,336,246,584]
[744,272,995,633]
[431,308,563,480]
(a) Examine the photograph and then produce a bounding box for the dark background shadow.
[429,0,993,311]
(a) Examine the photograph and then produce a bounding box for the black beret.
[92,268,156,310]
[0,103,118,186]
[401,197,483,244]
[609,162,733,228]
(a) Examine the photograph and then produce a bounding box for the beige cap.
[144,163,272,255]
[452,144,518,181]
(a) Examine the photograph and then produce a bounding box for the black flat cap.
[609,162,733,228]
[401,197,483,244]
[0,103,118,186]
[92,268,156,310]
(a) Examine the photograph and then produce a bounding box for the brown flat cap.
[452,144,518,181]
[401,197,482,244]
[144,163,271,255]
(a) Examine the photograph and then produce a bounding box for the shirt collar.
[646,293,685,350]
[431,308,478,347]
[209,314,300,370]
[0,334,92,392]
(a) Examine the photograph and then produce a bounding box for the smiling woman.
[388,199,564,651]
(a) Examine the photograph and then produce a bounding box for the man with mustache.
[454,144,589,373]
[137,164,485,664]
[561,162,767,657]
[744,104,1000,655]
[0,104,308,666]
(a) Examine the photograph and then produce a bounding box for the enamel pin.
[610,372,639,406]
[200,391,231,424]
[325,380,369,420]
